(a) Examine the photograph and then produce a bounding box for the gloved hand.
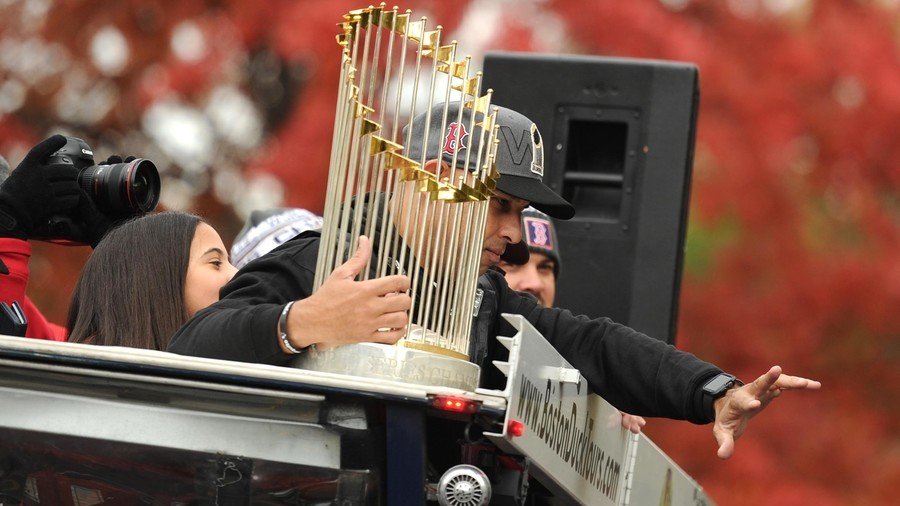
[0,135,80,240]
[74,190,113,248]
[101,155,137,165]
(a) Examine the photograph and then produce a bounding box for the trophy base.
[290,342,480,391]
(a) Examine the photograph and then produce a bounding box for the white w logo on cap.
[530,123,544,177]
[498,123,544,178]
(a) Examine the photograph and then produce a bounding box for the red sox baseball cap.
[403,102,575,220]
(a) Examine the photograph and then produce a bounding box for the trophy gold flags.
[312,4,500,364]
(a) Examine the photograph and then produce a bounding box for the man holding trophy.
[168,5,819,461]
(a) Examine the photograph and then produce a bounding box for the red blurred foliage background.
[1,0,897,503]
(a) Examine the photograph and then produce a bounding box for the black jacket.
[168,228,723,424]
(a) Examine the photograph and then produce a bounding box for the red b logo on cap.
[524,217,553,249]
[442,122,469,156]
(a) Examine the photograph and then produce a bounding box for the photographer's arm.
[0,136,82,341]
[0,238,66,340]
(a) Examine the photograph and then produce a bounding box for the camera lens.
[78,159,161,216]
[127,160,160,212]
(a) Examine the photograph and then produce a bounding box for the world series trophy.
[294,4,500,391]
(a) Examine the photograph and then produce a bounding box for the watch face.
[703,374,735,395]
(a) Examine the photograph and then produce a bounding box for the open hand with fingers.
[283,236,411,352]
[712,365,821,459]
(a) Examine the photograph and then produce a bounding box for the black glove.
[101,155,137,165]
[74,190,113,248]
[0,135,80,240]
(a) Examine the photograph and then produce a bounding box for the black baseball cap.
[404,102,575,220]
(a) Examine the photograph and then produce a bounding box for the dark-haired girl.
[67,211,237,350]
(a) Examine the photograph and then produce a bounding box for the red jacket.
[0,238,67,341]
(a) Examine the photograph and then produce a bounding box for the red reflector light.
[508,419,526,437]
[429,395,481,414]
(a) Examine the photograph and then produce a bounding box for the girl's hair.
[67,211,202,350]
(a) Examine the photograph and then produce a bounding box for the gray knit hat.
[403,102,574,219]
[231,208,323,268]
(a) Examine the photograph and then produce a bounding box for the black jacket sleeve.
[167,234,320,364]
[486,270,723,424]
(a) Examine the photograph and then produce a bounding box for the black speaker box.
[483,52,700,344]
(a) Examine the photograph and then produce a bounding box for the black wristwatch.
[702,373,744,398]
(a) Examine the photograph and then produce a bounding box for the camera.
[32,137,161,244]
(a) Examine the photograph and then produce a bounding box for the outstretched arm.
[712,365,821,459]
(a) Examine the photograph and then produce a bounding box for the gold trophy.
[295,4,500,390]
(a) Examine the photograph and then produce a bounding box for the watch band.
[702,373,744,398]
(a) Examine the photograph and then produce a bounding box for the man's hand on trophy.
[288,235,411,351]
[712,365,821,459]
